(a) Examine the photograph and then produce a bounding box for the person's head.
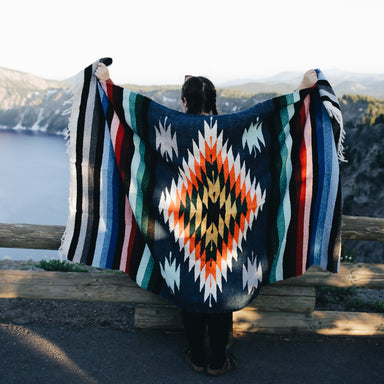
[181,76,218,115]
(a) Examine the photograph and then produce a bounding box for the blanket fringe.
[322,100,347,163]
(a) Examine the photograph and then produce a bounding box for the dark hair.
[181,77,205,115]
[181,76,218,115]
[198,76,218,115]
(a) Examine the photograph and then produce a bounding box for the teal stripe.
[128,91,137,132]
[270,92,299,282]
[133,97,150,236]
[122,89,155,289]
[123,91,146,232]
[136,245,154,289]
[132,134,146,226]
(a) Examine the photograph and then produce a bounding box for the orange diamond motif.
[159,118,266,305]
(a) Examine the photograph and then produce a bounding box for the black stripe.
[328,179,342,272]
[266,97,283,278]
[317,79,331,87]
[320,94,341,110]
[67,64,92,261]
[284,98,304,278]
[307,93,319,267]
[141,97,156,247]
[129,226,146,280]
[140,97,161,291]
[112,182,126,269]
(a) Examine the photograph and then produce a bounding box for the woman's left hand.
[297,69,318,90]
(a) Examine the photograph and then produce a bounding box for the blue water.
[0,130,69,260]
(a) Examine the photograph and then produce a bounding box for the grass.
[316,286,384,313]
[35,259,88,273]
[340,245,357,263]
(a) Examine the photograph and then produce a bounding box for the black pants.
[182,311,232,369]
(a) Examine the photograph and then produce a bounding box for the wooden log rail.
[1,215,384,250]
[1,215,384,336]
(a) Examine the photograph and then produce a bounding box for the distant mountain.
[223,69,384,99]
[0,66,70,133]
[1,66,383,134]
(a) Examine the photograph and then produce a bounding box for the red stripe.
[295,103,308,275]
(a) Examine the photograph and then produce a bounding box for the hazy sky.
[2,0,383,85]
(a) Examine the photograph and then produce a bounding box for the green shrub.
[35,259,88,272]
[316,287,384,313]
[340,245,356,263]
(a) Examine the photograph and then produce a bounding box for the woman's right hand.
[95,63,111,81]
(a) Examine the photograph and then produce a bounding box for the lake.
[0,130,69,260]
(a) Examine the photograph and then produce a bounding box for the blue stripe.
[96,85,120,269]
[309,95,322,265]
[319,104,339,267]
[104,160,120,269]
[309,93,334,267]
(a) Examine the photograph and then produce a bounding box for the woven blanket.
[61,59,343,312]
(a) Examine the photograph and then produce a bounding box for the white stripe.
[92,126,114,267]
[129,134,140,215]
[72,70,99,262]
[60,71,83,259]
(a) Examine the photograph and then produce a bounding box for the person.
[180,75,236,376]
[94,64,318,376]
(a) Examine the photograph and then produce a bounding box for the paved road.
[0,323,383,384]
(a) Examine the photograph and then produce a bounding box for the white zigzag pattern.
[242,118,266,157]
[242,254,263,294]
[155,117,178,161]
[159,252,180,294]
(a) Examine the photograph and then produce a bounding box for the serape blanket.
[61,59,343,313]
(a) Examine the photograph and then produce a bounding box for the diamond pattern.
[159,118,266,305]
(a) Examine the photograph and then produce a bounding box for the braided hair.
[199,76,218,115]
[181,76,218,115]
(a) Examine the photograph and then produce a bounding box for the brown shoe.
[183,348,205,373]
[206,353,237,376]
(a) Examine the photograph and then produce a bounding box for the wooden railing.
[1,215,384,336]
[1,215,384,250]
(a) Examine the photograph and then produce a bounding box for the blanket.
[60,59,344,313]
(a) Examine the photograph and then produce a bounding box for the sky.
[2,0,384,85]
